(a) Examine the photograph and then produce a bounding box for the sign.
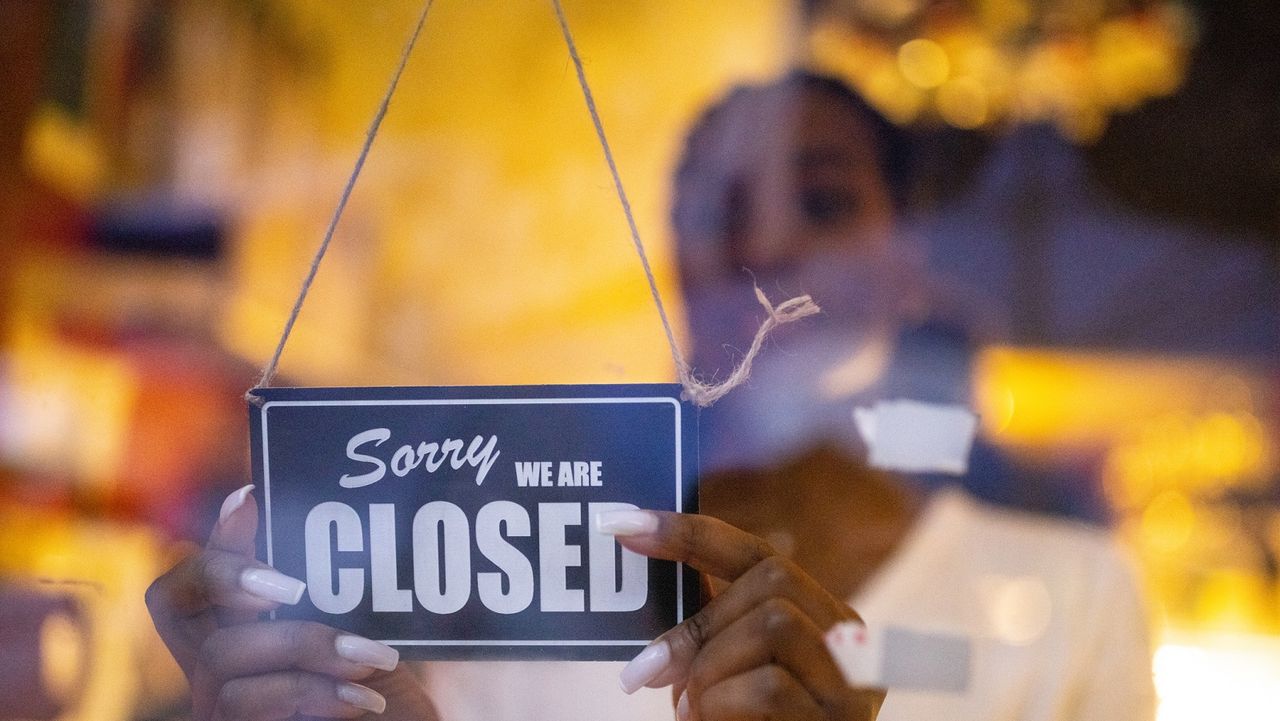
[248,384,698,661]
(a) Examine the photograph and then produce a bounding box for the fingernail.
[218,484,255,524]
[619,640,670,694]
[239,568,306,605]
[337,682,386,714]
[595,510,659,536]
[677,689,691,721]
[336,634,400,672]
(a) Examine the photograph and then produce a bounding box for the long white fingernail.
[337,682,386,714]
[619,640,670,694]
[336,634,400,672]
[239,568,306,605]
[218,484,255,524]
[677,689,691,721]
[595,510,659,536]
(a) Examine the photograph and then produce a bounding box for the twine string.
[548,0,819,406]
[246,0,435,405]
[248,0,819,408]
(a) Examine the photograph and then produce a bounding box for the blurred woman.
[145,72,1155,721]
[668,72,1156,721]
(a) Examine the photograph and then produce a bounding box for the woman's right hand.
[146,485,439,721]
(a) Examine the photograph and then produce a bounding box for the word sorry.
[339,428,501,488]
[304,501,647,615]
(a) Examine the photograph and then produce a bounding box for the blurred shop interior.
[0,0,1278,720]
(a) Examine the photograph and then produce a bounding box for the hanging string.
[245,0,435,405]
[548,0,820,406]
[247,0,818,408]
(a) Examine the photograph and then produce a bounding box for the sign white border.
[259,396,686,648]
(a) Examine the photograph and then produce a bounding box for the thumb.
[208,484,259,556]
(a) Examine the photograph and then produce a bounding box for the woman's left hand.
[596,510,884,721]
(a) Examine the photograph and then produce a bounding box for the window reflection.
[0,2,1276,720]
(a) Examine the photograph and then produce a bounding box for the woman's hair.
[670,70,913,248]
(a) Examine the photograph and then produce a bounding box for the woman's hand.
[146,486,439,721]
[596,510,884,721]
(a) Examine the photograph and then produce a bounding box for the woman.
[146,72,1154,721]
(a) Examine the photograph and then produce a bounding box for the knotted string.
[683,288,821,406]
[247,0,820,408]
[548,0,819,406]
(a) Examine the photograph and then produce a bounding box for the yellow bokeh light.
[1195,571,1272,633]
[1192,413,1252,480]
[1103,446,1156,510]
[863,63,925,123]
[897,38,951,89]
[1142,490,1195,554]
[937,75,990,128]
[23,106,106,203]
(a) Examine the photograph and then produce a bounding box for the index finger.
[148,549,305,619]
[594,510,774,581]
[147,547,306,673]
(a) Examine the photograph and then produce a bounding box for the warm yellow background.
[216,0,795,387]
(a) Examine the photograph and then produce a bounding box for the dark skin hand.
[602,496,892,721]
[146,491,439,721]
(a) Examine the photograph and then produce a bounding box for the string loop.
[247,0,820,409]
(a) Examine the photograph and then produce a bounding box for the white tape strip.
[825,621,971,693]
[853,399,978,475]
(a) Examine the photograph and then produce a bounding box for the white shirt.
[854,489,1156,721]
[421,490,1155,721]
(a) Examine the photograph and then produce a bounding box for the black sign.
[248,384,699,660]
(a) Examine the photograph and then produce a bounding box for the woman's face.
[678,84,910,373]
[722,87,896,274]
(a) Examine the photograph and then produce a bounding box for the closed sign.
[249,384,698,660]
